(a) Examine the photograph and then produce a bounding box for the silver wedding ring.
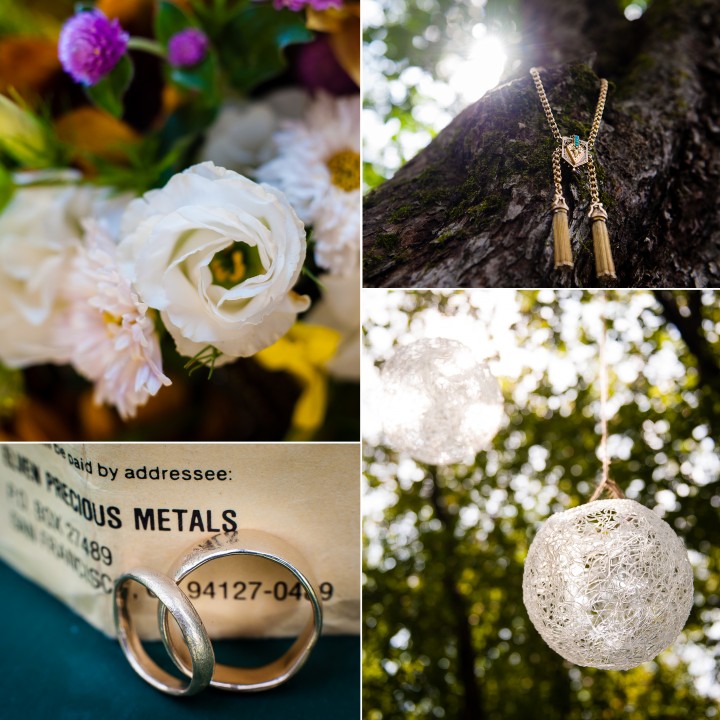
[159,529,323,692]
[114,567,215,696]
[113,530,323,695]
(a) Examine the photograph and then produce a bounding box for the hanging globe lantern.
[380,337,503,464]
[523,499,694,670]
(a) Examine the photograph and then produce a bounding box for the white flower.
[117,162,310,363]
[256,92,360,275]
[200,88,311,175]
[306,271,359,380]
[59,221,170,420]
[0,172,129,367]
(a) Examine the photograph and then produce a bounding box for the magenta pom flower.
[58,10,129,86]
[273,0,342,10]
[167,28,209,68]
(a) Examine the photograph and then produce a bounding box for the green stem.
[127,37,167,59]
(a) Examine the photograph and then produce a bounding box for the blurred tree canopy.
[363,290,720,719]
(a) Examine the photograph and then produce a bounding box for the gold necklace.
[530,68,615,279]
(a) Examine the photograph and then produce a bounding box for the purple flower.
[167,28,209,68]
[294,35,357,95]
[58,10,129,86]
[273,0,343,10]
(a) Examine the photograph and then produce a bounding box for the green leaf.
[155,0,193,45]
[0,361,23,418]
[169,50,220,103]
[85,55,134,118]
[218,5,313,94]
[0,164,15,214]
[183,345,223,379]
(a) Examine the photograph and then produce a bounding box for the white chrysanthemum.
[200,88,311,175]
[306,271,359,380]
[61,221,170,419]
[0,171,130,367]
[256,92,360,275]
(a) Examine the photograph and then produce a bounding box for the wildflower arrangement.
[0,0,359,440]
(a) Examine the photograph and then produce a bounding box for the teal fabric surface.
[0,559,360,719]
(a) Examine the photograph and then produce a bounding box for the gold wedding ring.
[114,567,215,696]
[159,529,323,692]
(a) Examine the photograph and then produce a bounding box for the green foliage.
[0,362,23,418]
[155,0,193,44]
[363,290,720,719]
[88,132,195,194]
[215,3,313,94]
[0,164,15,214]
[184,345,223,379]
[364,0,509,185]
[85,55,134,118]
[169,51,220,101]
[0,0,63,37]
[154,0,220,100]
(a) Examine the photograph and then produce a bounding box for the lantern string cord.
[589,294,625,502]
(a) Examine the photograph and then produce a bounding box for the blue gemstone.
[574,135,580,147]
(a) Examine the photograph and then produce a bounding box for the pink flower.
[273,0,342,11]
[59,221,171,419]
[167,27,209,68]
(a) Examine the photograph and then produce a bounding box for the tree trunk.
[426,466,485,720]
[363,0,720,288]
[654,290,720,439]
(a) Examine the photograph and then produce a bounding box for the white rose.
[0,172,129,367]
[117,162,310,362]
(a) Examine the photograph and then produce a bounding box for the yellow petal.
[292,370,327,432]
[306,4,360,85]
[305,3,359,32]
[255,336,310,377]
[0,37,60,100]
[54,107,140,169]
[289,323,342,365]
[255,322,342,436]
[97,0,154,25]
[328,27,360,87]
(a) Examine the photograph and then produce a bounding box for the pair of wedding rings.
[113,529,323,696]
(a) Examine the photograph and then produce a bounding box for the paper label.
[0,443,359,639]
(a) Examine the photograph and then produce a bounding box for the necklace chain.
[529,68,608,149]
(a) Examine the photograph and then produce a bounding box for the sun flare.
[441,32,507,105]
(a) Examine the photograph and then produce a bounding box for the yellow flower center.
[326,149,360,192]
[102,311,121,326]
[210,244,264,289]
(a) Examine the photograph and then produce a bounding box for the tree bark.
[363,0,720,288]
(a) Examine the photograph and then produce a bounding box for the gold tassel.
[589,203,616,279]
[552,196,573,268]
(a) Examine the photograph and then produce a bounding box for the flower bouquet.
[0,0,360,441]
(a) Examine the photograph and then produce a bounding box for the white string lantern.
[380,337,503,464]
[523,499,693,670]
[523,298,694,669]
